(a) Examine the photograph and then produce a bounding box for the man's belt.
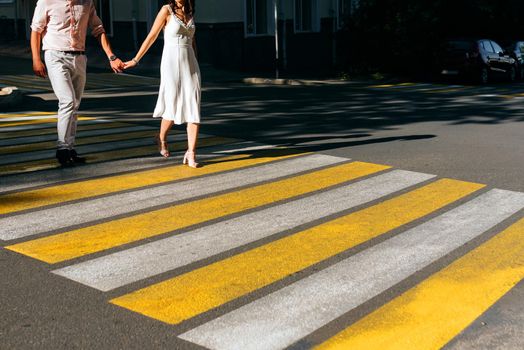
[62,51,86,55]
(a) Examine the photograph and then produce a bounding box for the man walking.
[30,0,124,166]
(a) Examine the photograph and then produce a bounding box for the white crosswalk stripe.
[0,154,345,240]
[179,189,524,350]
[53,169,433,291]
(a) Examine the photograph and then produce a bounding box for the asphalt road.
[1,55,523,349]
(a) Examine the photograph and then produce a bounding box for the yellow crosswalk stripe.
[110,179,483,325]
[0,149,301,215]
[0,112,55,119]
[0,130,162,155]
[6,162,388,264]
[0,136,234,176]
[0,122,139,138]
[315,217,524,350]
[0,116,94,128]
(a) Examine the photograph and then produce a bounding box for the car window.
[491,41,504,53]
[481,41,493,53]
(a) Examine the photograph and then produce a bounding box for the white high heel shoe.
[183,151,199,168]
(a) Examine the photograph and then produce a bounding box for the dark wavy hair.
[168,0,195,18]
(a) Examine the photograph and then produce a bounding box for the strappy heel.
[155,134,170,158]
[183,151,199,168]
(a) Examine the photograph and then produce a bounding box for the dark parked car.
[440,39,516,83]
[502,41,524,80]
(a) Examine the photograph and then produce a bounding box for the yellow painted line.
[0,112,55,119]
[6,162,388,264]
[0,122,139,139]
[315,217,524,350]
[425,88,467,94]
[0,130,160,155]
[0,147,299,215]
[368,82,416,88]
[110,179,483,325]
[0,116,94,128]
[0,136,234,177]
[369,84,396,88]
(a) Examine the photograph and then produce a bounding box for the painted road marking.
[0,130,172,155]
[0,116,94,128]
[112,178,481,325]
[0,125,156,146]
[0,119,132,137]
[0,132,210,165]
[6,162,387,263]
[55,169,432,291]
[0,142,274,194]
[0,136,234,176]
[315,217,524,350]
[0,154,339,240]
[178,190,523,350]
[0,147,301,216]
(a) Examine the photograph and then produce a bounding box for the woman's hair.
[168,0,195,18]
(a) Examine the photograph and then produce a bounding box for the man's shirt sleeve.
[31,0,48,33]
[89,3,106,37]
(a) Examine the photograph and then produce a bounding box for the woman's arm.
[124,7,169,68]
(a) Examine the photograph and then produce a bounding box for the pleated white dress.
[153,6,201,124]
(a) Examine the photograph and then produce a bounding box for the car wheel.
[509,66,517,82]
[480,67,489,84]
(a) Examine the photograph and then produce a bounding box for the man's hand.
[33,59,47,78]
[110,58,124,73]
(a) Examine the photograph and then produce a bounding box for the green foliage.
[339,0,524,76]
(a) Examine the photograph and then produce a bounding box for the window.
[95,0,113,36]
[491,41,503,54]
[481,41,494,53]
[294,0,319,33]
[245,0,275,36]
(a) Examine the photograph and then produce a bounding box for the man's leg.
[44,50,77,165]
[68,54,88,163]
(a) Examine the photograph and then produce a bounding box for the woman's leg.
[160,119,174,141]
[187,122,200,152]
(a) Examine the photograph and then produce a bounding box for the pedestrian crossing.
[1,116,523,349]
[0,112,237,176]
[0,73,159,93]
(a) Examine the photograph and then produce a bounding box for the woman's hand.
[123,60,138,70]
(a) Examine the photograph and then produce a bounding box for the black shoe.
[56,149,73,167]
[70,149,86,164]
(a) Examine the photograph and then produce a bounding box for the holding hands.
[123,58,140,70]
[109,57,125,73]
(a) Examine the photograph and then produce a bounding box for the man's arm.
[96,33,124,73]
[89,3,123,73]
[30,0,47,78]
[31,31,47,78]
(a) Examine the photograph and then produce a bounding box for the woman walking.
[124,0,200,167]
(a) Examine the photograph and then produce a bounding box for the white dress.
[153,5,201,124]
